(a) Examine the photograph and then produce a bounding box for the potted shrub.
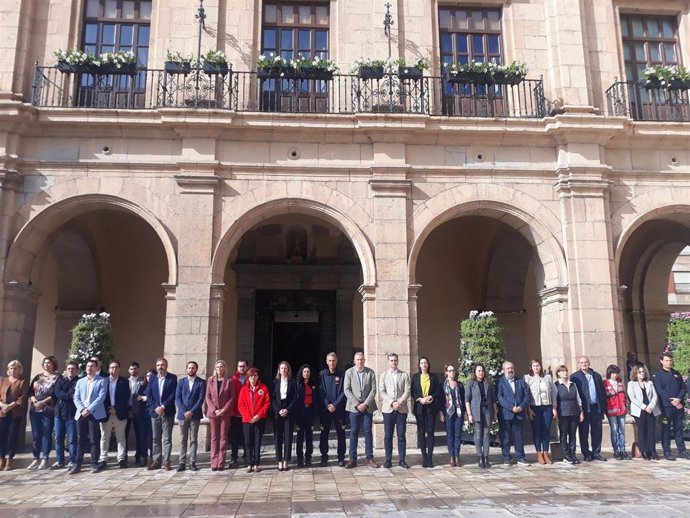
[257,53,293,79]
[67,312,115,375]
[165,50,193,74]
[293,54,338,80]
[352,58,389,79]
[492,61,528,85]
[641,64,690,90]
[53,49,98,74]
[99,50,137,75]
[444,60,494,84]
[202,49,230,76]
[396,57,429,79]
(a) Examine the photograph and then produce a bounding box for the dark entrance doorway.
[254,290,336,382]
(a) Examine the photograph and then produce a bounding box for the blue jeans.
[348,411,373,461]
[444,411,462,457]
[29,411,54,460]
[607,415,626,452]
[530,405,553,452]
[54,416,77,465]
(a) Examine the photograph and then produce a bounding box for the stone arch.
[409,185,567,290]
[212,197,376,286]
[5,193,177,286]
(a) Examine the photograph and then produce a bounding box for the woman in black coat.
[295,364,318,467]
[272,361,297,471]
[411,357,440,467]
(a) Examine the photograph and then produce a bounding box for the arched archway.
[2,195,177,373]
[616,208,690,366]
[211,200,376,379]
[409,191,568,372]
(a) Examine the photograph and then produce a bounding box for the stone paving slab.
[1,450,689,517]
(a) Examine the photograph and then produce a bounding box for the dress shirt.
[158,375,166,400]
[86,376,95,401]
[188,376,196,391]
[508,376,516,393]
[280,378,288,400]
[109,376,117,407]
[585,371,597,404]
[391,369,399,400]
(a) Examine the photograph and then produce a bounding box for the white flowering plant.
[100,50,137,68]
[394,57,430,71]
[67,312,115,374]
[292,54,338,73]
[202,50,228,66]
[258,52,338,78]
[643,64,690,89]
[444,60,527,82]
[350,58,392,74]
[458,310,505,383]
[54,49,97,66]
[166,50,194,65]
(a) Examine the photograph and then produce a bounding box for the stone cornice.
[369,178,412,198]
[161,283,177,300]
[536,286,569,307]
[0,169,22,191]
[358,284,376,302]
[554,167,613,197]
[174,173,221,194]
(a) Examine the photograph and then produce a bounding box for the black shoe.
[383,460,392,468]
[572,456,581,465]
[98,461,107,470]
[337,460,345,467]
[91,463,104,474]
[319,458,328,467]
[516,458,530,466]
[211,467,218,471]
[118,460,127,469]
[503,458,511,465]
[664,453,676,461]
[228,459,238,468]
[428,458,434,468]
[134,457,141,467]
[583,455,593,462]
[176,464,186,472]
[592,454,607,462]
[190,463,198,471]
[563,455,574,464]
[68,464,82,475]
[651,452,660,460]
[478,456,485,468]
[613,451,622,460]
[399,460,410,469]
[484,456,491,468]
[305,458,312,467]
[678,451,690,460]
[422,458,429,468]
[297,460,304,468]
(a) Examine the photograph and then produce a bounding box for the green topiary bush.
[666,312,690,376]
[458,310,506,383]
[67,312,115,374]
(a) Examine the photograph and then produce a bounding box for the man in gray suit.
[379,353,411,469]
[344,352,378,468]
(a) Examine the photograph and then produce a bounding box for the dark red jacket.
[603,378,627,417]
[230,371,247,417]
[238,382,270,423]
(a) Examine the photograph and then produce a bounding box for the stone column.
[408,284,422,365]
[170,170,220,378]
[536,287,569,370]
[555,165,619,371]
[1,281,41,371]
[207,282,227,372]
[235,287,256,366]
[0,169,21,338]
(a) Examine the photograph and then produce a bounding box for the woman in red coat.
[238,367,270,473]
[205,360,234,471]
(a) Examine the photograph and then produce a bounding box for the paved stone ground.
[0,448,688,517]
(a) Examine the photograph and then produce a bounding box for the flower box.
[398,66,423,80]
[257,66,295,79]
[99,63,137,76]
[643,78,664,90]
[298,67,333,80]
[165,61,192,74]
[56,61,98,75]
[492,71,524,85]
[203,62,230,76]
[668,78,690,91]
[445,71,489,84]
[358,66,385,80]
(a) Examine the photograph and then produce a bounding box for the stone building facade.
[1,0,689,389]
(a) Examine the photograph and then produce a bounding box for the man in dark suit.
[653,352,690,461]
[100,361,131,469]
[318,352,346,467]
[496,361,530,465]
[146,357,177,470]
[570,356,607,461]
[175,361,206,471]
[125,362,148,466]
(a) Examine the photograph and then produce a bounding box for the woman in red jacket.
[205,360,234,471]
[604,364,630,460]
[238,367,270,473]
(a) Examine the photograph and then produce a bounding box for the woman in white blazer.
[627,364,660,460]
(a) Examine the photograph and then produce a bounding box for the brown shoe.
[366,458,379,468]
[544,452,553,465]
[344,459,357,469]
[450,457,457,467]
[3,459,11,471]
[147,461,161,470]
[537,452,545,465]
[164,461,172,471]
[0,459,5,470]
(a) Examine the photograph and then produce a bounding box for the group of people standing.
[1,349,689,474]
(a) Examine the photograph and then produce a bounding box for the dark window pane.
[665,43,676,63]
[298,29,310,51]
[488,34,500,54]
[440,33,452,52]
[120,25,133,45]
[662,19,675,37]
[632,18,643,37]
[263,28,276,49]
[649,43,660,62]
[473,34,484,54]
[647,20,659,38]
[84,24,98,44]
[457,34,468,54]
[137,48,148,66]
[102,24,116,45]
[281,29,293,50]
[439,9,450,30]
[315,30,327,52]
[139,26,150,45]
[621,20,629,37]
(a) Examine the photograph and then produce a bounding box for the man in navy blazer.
[496,361,530,465]
[145,357,177,470]
[69,359,107,474]
[570,356,607,461]
[99,361,131,469]
[175,361,206,471]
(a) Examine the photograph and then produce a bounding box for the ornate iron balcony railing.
[606,80,690,122]
[31,65,546,119]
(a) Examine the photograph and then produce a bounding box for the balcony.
[31,65,546,119]
[606,80,690,122]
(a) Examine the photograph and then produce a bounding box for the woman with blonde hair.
[524,359,555,464]
[627,364,660,460]
[272,361,297,471]
[0,360,28,471]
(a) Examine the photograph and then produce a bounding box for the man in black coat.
[52,361,79,469]
[570,356,607,462]
[653,352,690,461]
[100,361,131,468]
[318,352,346,467]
